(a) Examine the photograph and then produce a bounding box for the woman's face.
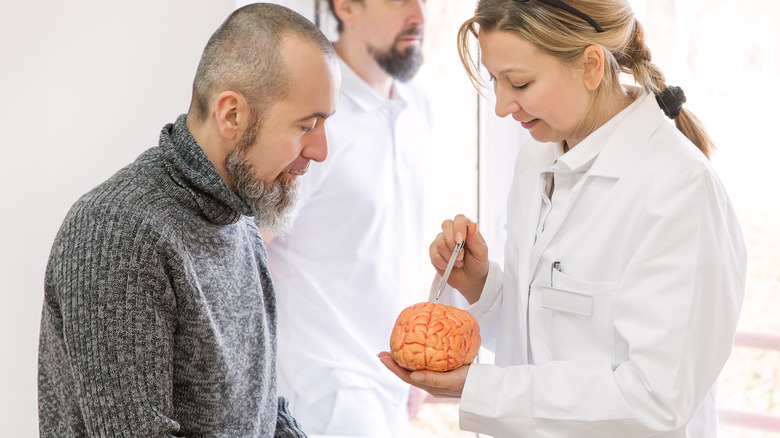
[479,30,592,147]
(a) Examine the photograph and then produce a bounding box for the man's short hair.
[190,3,335,122]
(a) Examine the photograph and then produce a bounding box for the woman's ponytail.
[622,19,715,159]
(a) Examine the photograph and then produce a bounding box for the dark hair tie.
[655,86,686,119]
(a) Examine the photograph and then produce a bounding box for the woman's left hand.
[378,351,468,398]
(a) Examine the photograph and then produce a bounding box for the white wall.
[0,1,234,435]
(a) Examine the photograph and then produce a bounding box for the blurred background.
[1,0,777,437]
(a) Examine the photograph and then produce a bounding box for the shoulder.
[57,150,180,253]
[620,124,733,219]
[640,121,713,180]
[84,153,167,214]
[600,93,713,184]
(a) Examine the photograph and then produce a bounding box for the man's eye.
[301,119,317,132]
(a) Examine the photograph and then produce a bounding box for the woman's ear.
[581,44,605,91]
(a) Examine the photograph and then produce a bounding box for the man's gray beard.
[225,125,299,236]
[370,36,423,82]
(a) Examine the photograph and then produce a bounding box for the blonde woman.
[379,0,747,436]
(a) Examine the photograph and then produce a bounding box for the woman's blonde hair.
[457,0,714,158]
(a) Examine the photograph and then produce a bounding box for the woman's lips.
[520,118,539,129]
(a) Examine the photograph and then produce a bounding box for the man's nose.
[407,0,426,28]
[304,126,328,163]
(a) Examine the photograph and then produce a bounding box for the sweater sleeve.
[40,205,183,438]
[274,397,307,438]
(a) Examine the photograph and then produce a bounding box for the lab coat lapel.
[508,143,558,317]
[526,94,665,278]
[527,177,577,279]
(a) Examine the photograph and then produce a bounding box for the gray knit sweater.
[38,114,307,438]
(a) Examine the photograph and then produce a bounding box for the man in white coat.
[263,0,432,436]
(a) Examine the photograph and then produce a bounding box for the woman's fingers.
[429,234,450,273]
[429,215,491,299]
[378,352,466,398]
[464,221,488,268]
[431,215,474,268]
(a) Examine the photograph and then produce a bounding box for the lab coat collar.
[526,92,662,283]
[336,56,409,112]
[554,93,635,174]
[588,92,666,179]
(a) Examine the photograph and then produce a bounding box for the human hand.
[378,351,467,398]
[430,214,489,303]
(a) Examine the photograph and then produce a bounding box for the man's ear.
[332,0,358,28]
[581,44,606,91]
[214,90,245,140]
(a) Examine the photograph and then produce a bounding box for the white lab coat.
[444,93,746,437]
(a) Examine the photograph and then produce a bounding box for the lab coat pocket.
[541,269,616,361]
[541,286,592,317]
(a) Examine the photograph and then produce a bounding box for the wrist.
[460,274,487,304]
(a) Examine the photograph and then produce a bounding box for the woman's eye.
[512,83,528,90]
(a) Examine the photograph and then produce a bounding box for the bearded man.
[37,4,340,437]
[261,0,433,436]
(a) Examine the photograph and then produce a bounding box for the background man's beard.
[371,33,423,82]
[225,123,299,236]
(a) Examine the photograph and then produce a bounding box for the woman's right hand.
[430,214,489,304]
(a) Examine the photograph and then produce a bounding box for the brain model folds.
[389,302,481,372]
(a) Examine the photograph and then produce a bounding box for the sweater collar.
[160,114,252,225]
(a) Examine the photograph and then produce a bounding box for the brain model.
[389,302,481,372]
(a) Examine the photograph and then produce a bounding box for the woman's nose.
[494,91,521,118]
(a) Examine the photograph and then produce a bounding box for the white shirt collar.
[336,56,408,112]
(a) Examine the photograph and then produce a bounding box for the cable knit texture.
[38,114,307,438]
